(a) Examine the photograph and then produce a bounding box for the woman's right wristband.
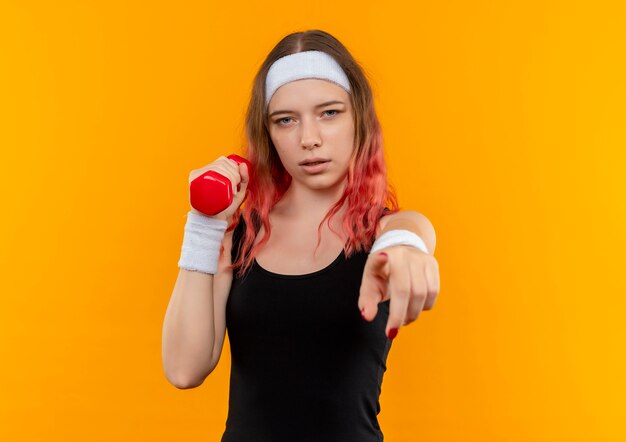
[177,211,228,275]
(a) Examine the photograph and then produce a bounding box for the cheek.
[324,123,353,145]
[338,117,355,140]
[339,126,355,153]
[270,131,296,153]
[273,145,298,172]
[273,147,288,165]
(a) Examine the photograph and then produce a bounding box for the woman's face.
[266,78,355,191]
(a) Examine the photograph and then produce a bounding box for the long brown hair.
[222,29,400,279]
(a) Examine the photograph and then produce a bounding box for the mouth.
[300,160,331,173]
[299,159,330,166]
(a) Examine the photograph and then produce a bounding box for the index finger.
[385,259,411,340]
[358,252,389,321]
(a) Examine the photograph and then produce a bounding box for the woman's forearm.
[162,268,215,389]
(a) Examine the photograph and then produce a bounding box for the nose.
[300,117,321,150]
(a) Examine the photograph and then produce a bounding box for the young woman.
[163,29,440,441]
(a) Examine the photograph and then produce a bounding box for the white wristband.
[177,211,228,275]
[370,229,429,255]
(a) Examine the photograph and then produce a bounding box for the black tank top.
[221,210,392,442]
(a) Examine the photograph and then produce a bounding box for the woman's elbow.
[164,369,206,390]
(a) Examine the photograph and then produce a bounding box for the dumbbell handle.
[189,154,252,216]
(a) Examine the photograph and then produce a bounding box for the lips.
[299,158,330,166]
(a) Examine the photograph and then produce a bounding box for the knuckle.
[395,288,410,299]
[416,294,427,305]
[415,290,427,300]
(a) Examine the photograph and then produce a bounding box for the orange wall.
[1,1,624,441]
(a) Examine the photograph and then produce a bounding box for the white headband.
[265,50,351,108]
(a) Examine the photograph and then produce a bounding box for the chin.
[310,177,347,190]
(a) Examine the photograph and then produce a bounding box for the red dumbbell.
[190,154,253,216]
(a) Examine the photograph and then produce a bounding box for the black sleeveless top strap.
[221,208,393,442]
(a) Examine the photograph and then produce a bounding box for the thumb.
[239,162,250,188]
[231,163,250,207]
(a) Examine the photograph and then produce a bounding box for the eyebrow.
[268,100,346,118]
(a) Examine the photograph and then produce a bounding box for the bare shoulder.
[378,209,394,232]
[379,209,431,228]
[377,208,407,233]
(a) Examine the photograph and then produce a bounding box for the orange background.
[1,1,624,441]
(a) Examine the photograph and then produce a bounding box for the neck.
[275,178,347,222]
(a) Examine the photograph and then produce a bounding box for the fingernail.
[379,252,388,258]
[387,328,399,340]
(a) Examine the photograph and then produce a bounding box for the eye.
[323,110,339,117]
[275,117,293,125]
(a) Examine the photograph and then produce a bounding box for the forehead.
[268,78,350,111]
